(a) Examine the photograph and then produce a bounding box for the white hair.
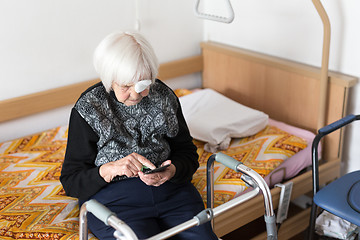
[93,31,159,92]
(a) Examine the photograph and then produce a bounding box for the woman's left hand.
[138,160,176,186]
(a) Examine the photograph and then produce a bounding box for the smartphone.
[143,164,170,174]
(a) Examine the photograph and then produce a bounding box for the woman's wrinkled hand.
[99,152,156,182]
[138,160,176,186]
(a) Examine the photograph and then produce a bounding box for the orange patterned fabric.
[0,126,96,240]
[191,125,307,207]
[0,124,306,238]
[173,88,193,97]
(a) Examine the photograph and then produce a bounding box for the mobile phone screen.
[143,164,170,174]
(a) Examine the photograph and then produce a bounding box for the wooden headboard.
[201,41,357,162]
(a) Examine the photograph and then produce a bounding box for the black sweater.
[60,80,199,201]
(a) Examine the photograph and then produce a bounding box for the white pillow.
[179,89,268,152]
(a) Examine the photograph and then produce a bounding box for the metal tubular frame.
[79,200,139,240]
[207,152,277,240]
[311,0,331,130]
[80,190,261,240]
[79,152,277,239]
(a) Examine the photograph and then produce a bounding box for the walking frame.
[79,152,277,240]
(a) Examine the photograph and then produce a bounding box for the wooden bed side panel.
[0,55,203,123]
[201,43,355,161]
[0,79,101,123]
[325,85,348,160]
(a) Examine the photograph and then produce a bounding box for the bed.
[198,42,357,239]
[0,40,357,239]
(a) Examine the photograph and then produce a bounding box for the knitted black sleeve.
[60,108,107,201]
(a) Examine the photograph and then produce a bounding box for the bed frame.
[0,40,357,239]
[201,42,357,239]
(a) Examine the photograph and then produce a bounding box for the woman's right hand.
[99,153,156,182]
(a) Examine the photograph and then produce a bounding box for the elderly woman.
[60,31,218,240]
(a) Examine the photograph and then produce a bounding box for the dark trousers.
[81,178,218,240]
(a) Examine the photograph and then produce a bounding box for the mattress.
[192,118,313,207]
[0,126,90,239]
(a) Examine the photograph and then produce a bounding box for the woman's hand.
[138,160,176,186]
[99,152,156,182]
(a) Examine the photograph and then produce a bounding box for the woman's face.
[112,81,150,106]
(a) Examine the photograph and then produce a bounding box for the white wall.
[203,0,360,173]
[0,0,203,141]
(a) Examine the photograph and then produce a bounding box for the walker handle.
[318,114,356,135]
[215,152,242,171]
[86,199,115,226]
